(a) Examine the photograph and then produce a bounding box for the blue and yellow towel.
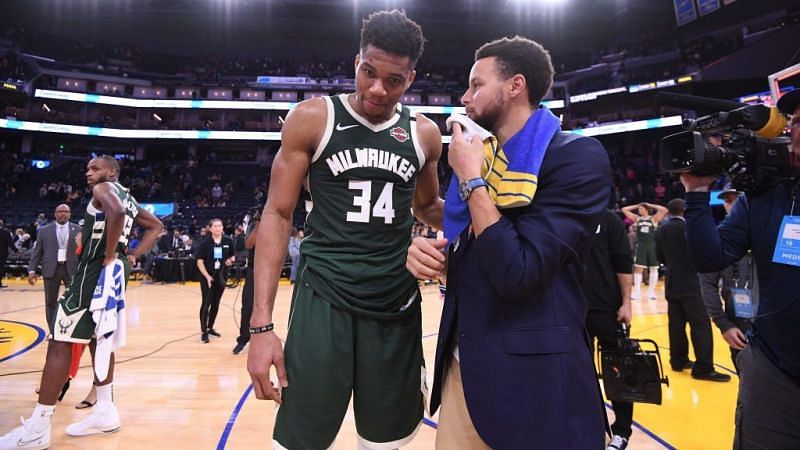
[443,107,561,242]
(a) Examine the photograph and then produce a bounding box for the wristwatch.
[459,177,488,201]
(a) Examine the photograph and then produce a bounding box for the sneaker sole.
[65,424,121,437]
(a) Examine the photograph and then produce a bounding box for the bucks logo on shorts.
[301,94,426,315]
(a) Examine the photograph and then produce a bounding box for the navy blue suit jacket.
[431,131,611,449]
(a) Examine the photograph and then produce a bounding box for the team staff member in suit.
[28,204,81,328]
[655,199,730,381]
[196,218,235,343]
[408,36,609,449]
[582,209,634,450]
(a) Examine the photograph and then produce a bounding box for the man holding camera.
[582,209,634,450]
[681,90,800,448]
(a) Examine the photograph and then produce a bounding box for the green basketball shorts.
[273,272,426,450]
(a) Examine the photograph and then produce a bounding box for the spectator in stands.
[183,239,196,257]
[0,219,11,289]
[158,228,184,253]
[211,183,223,203]
[35,213,47,231]
[13,228,33,253]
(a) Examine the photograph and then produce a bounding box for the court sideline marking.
[0,320,46,364]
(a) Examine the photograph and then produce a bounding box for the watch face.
[459,180,470,201]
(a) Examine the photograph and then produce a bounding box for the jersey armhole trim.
[409,114,426,168]
[312,96,335,163]
[86,201,100,216]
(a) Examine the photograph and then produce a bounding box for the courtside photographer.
[659,88,800,448]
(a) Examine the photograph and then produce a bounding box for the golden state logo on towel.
[0,320,46,363]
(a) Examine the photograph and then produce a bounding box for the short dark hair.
[475,36,554,107]
[209,218,223,227]
[667,198,685,216]
[96,155,121,176]
[360,9,426,66]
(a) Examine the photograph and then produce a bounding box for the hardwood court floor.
[0,279,738,449]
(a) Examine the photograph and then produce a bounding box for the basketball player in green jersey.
[622,202,667,300]
[247,10,443,450]
[0,156,163,450]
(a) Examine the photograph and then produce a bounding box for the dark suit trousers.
[44,263,71,330]
[586,310,633,439]
[666,292,714,375]
[237,266,254,345]
[0,256,6,285]
[199,272,226,333]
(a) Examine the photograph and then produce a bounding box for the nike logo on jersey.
[336,123,359,131]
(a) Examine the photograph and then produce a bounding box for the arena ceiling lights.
[0,115,683,142]
[33,89,565,113]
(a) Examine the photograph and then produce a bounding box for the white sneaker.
[0,417,50,450]
[631,290,641,300]
[648,290,658,300]
[65,404,121,437]
[607,434,629,450]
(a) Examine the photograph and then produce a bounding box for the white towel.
[444,113,494,142]
[89,259,127,381]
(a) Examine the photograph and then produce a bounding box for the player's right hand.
[28,272,37,285]
[406,237,448,281]
[247,331,288,403]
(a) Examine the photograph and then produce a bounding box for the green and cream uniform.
[52,182,138,343]
[274,94,427,450]
[634,216,658,267]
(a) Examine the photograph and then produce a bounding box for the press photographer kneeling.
[660,90,800,448]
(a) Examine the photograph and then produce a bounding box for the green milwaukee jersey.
[636,217,656,245]
[300,94,426,316]
[79,181,139,268]
[55,181,138,328]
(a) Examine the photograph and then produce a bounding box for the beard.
[469,90,504,132]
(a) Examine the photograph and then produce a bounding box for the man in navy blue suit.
[408,36,610,449]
